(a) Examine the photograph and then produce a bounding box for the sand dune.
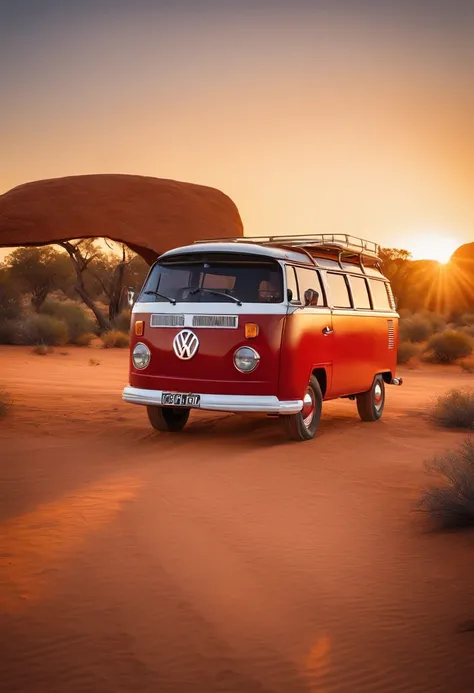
[1,347,474,692]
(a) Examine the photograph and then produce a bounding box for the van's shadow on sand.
[138,409,365,451]
[0,410,361,522]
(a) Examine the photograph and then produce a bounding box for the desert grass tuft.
[430,389,474,430]
[425,330,473,364]
[397,341,421,365]
[418,438,474,531]
[100,330,129,349]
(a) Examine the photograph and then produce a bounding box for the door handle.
[322,326,334,336]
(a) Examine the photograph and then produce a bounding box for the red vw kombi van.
[123,234,402,441]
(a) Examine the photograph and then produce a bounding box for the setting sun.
[402,234,460,264]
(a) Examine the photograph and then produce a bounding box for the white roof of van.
[159,242,309,264]
[158,238,385,278]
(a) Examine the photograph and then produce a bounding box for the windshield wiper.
[143,290,176,305]
[190,287,242,306]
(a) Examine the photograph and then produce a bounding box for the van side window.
[295,267,325,306]
[386,283,396,310]
[326,273,352,308]
[369,280,391,311]
[349,276,371,310]
[285,266,299,303]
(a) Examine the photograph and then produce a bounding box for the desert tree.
[75,240,149,322]
[0,264,23,320]
[6,246,74,311]
[85,241,135,322]
[379,247,412,309]
[57,239,112,332]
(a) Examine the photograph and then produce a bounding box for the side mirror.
[127,287,136,307]
[304,288,319,307]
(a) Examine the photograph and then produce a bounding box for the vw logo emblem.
[173,329,199,360]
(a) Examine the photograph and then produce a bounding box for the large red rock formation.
[0,174,243,264]
[448,242,474,316]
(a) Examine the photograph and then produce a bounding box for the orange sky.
[1,2,473,260]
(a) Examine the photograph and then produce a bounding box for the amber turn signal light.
[244,323,259,338]
[135,320,144,336]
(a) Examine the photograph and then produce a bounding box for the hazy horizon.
[1,1,473,261]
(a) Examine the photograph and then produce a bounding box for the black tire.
[356,374,385,421]
[283,375,323,441]
[147,405,190,432]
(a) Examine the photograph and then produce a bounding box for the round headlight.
[234,346,260,373]
[133,342,151,370]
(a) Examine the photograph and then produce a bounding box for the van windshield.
[138,255,284,304]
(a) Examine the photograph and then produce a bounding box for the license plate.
[161,392,201,407]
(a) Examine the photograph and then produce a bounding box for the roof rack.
[194,233,380,260]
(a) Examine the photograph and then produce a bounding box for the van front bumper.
[122,386,303,415]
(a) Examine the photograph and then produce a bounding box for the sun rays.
[403,233,460,265]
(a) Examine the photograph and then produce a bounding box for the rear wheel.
[356,374,385,421]
[147,405,190,432]
[283,375,322,441]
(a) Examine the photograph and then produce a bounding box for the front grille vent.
[150,314,185,327]
[192,315,238,329]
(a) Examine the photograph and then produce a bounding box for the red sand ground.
[1,346,474,693]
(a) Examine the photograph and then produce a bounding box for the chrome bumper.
[122,386,303,415]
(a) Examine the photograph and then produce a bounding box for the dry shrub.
[113,308,131,333]
[426,330,473,364]
[445,321,459,331]
[397,341,421,365]
[399,314,433,343]
[40,298,96,343]
[14,314,68,346]
[418,438,474,530]
[0,319,18,345]
[101,330,129,349]
[460,325,474,338]
[419,310,446,333]
[460,313,474,327]
[74,332,95,347]
[460,358,474,374]
[32,344,53,356]
[0,387,11,418]
[430,389,474,430]
[0,269,23,321]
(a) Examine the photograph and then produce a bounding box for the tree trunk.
[59,241,111,333]
[108,261,126,322]
[75,283,111,332]
[31,287,49,312]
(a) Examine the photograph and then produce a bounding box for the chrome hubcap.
[374,382,383,410]
[302,388,315,428]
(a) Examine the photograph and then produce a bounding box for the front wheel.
[282,375,323,441]
[147,405,190,432]
[356,374,385,421]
